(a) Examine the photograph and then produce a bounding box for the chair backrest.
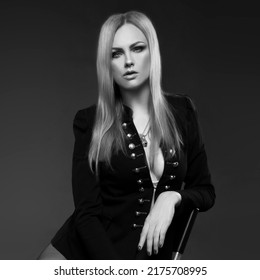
[172,208,199,260]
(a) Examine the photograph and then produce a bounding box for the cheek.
[111,62,121,78]
[142,52,151,73]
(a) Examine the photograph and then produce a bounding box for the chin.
[122,84,143,91]
[120,79,149,91]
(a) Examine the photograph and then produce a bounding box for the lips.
[123,70,138,76]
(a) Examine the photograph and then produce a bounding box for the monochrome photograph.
[0,0,259,261]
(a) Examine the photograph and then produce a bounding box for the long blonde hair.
[88,11,183,175]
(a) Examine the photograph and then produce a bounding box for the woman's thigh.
[37,243,66,260]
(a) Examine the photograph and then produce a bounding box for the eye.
[111,51,122,59]
[132,46,145,52]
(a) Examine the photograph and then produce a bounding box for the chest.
[99,119,188,195]
[142,136,164,183]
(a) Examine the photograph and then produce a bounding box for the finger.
[138,222,149,250]
[146,225,155,256]
[158,224,168,248]
[153,226,160,254]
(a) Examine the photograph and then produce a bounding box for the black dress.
[51,94,216,259]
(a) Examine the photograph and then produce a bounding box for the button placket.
[121,119,159,226]
[122,122,144,155]
[122,121,152,197]
[122,119,163,192]
[124,119,163,187]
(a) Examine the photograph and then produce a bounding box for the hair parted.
[88,10,183,176]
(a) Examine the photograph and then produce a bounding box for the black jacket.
[51,94,215,259]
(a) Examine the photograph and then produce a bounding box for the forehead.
[112,23,147,47]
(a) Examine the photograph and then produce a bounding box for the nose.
[125,52,134,68]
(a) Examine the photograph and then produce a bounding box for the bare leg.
[37,243,66,260]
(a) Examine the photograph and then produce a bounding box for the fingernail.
[147,251,151,256]
[138,245,142,251]
[154,249,158,254]
[159,243,163,248]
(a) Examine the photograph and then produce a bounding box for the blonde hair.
[88,11,183,175]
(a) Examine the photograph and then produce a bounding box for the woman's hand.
[138,191,182,256]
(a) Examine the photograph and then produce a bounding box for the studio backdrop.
[0,0,259,259]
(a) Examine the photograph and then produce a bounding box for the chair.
[171,208,199,260]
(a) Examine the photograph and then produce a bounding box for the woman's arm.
[175,96,216,214]
[138,95,216,255]
[138,190,182,255]
[72,108,119,259]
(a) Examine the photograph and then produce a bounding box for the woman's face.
[111,23,150,91]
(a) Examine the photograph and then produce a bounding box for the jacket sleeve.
[176,96,216,213]
[72,109,120,259]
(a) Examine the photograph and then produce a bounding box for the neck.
[120,80,151,117]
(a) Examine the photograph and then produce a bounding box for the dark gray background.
[0,0,259,259]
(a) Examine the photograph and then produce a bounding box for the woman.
[38,11,215,260]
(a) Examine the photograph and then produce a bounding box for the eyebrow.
[112,41,145,50]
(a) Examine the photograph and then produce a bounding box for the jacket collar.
[122,104,133,121]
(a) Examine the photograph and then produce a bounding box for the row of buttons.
[132,211,147,227]
[121,121,179,230]
[122,123,150,191]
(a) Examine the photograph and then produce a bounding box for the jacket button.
[138,198,144,204]
[131,153,136,159]
[122,122,128,128]
[139,187,144,192]
[127,133,132,139]
[170,175,176,180]
[133,168,140,173]
[132,223,143,228]
[173,161,179,167]
[165,185,170,190]
[137,179,143,184]
[136,211,147,216]
[129,143,135,150]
